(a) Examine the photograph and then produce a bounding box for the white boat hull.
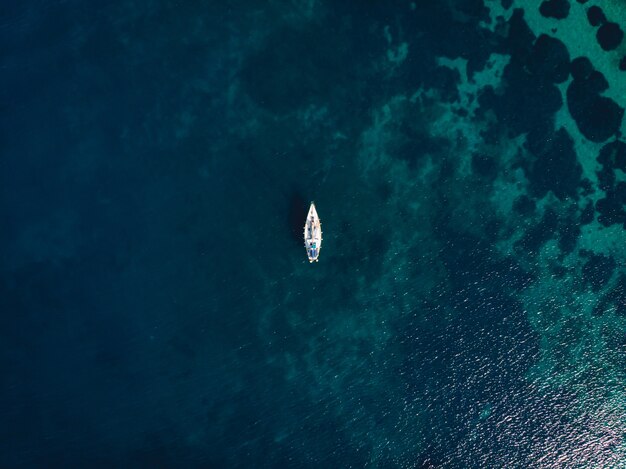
[304,202,322,262]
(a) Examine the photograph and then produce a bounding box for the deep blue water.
[2,1,626,467]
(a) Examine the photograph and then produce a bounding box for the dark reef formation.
[579,201,595,225]
[558,209,582,254]
[526,128,582,201]
[567,59,624,142]
[586,6,606,27]
[515,209,558,255]
[478,11,564,141]
[472,153,498,178]
[595,141,626,226]
[570,56,593,80]
[581,251,616,292]
[528,34,570,83]
[513,200,586,257]
[595,190,626,226]
[598,140,626,172]
[431,66,462,103]
[596,22,624,51]
[539,0,570,19]
[513,195,537,216]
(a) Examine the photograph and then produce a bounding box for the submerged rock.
[559,212,581,254]
[597,22,624,51]
[570,56,593,80]
[597,140,626,172]
[539,0,570,19]
[526,128,582,200]
[596,192,626,226]
[528,34,570,83]
[430,66,461,103]
[515,209,558,254]
[582,252,616,292]
[579,202,595,225]
[584,70,609,94]
[472,153,497,178]
[586,6,606,27]
[597,165,616,192]
[513,195,536,216]
[567,65,624,142]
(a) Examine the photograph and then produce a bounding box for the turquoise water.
[1,1,625,467]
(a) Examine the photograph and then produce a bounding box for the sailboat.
[304,202,322,262]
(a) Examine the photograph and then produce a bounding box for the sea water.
[1,1,625,467]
